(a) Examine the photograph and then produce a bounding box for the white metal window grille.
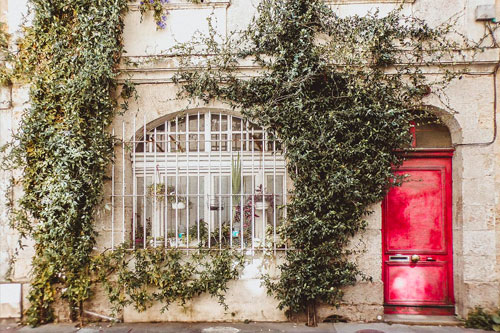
[110,111,288,253]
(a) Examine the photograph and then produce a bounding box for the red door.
[382,151,454,315]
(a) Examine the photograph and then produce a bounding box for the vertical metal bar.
[175,115,179,248]
[122,122,126,244]
[251,124,255,253]
[186,113,190,249]
[153,127,157,246]
[261,129,265,249]
[132,118,137,250]
[218,113,222,249]
[240,117,244,250]
[283,146,287,252]
[167,120,170,247]
[273,138,277,255]
[111,128,115,250]
[229,115,233,249]
[197,111,200,246]
[207,111,212,249]
[143,114,147,248]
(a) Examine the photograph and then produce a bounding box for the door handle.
[411,254,421,263]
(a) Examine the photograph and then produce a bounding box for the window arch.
[132,111,287,250]
[411,117,452,148]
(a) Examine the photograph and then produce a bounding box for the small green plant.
[232,153,242,205]
[465,307,500,331]
[147,183,187,204]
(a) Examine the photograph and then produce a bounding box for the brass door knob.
[411,255,420,263]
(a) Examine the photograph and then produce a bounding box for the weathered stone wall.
[1,0,499,323]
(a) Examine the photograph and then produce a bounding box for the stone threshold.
[383,314,463,326]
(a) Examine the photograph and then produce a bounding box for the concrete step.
[384,314,462,326]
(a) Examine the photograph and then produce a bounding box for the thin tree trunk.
[306,300,317,327]
[69,299,77,322]
[79,300,84,327]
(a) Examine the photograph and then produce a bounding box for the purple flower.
[156,20,167,29]
[161,15,167,20]
[149,0,154,3]
[140,1,144,4]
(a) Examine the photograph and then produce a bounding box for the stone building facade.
[1,0,500,324]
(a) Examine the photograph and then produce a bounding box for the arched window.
[411,118,452,148]
[132,111,287,250]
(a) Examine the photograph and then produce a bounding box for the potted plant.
[147,183,166,200]
[171,201,186,210]
[147,183,188,209]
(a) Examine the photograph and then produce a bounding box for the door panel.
[385,169,446,254]
[385,262,448,304]
[382,152,454,315]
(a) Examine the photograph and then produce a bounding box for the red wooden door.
[382,151,454,315]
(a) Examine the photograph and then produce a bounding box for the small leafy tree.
[172,0,465,325]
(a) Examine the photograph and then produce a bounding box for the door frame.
[382,149,455,315]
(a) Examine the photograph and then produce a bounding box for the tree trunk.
[79,300,84,327]
[306,300,318,327]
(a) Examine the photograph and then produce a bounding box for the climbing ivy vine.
[2,0,245,326]
[3,0,129,326]
[171,0,465,325]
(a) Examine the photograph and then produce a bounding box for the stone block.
[463,230,496,256]
[497,230,500,256]
[342,282,383,305]
[348,230,382,280]
[462,282,500,312]
[462,154,494,179]
[462,204,495,230]
[464,255,497,282]
[12,245,34,282]
[0,86,11,109]
[0,283,21,319]
[462,178,495,206]
[0,251,11,281]
[497,255,500,281]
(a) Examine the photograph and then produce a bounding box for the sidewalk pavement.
[0,322,491,333]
